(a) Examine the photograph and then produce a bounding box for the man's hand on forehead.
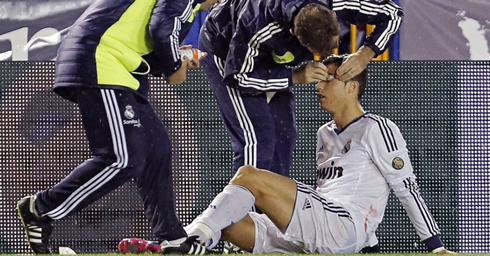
[292,62,328,84]
[336,46,375,82]
[324,63,339,82]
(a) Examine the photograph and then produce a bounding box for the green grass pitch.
[2,254,483,256]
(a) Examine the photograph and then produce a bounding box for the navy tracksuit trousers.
[199,37,298,176]
[35,88,186,241]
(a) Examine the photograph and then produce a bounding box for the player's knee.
[231,165,261,188]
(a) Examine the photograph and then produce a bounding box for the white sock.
[192,184,255,241]
[186,222,220,248]
[186,215,221,248]
[186,222,213,241]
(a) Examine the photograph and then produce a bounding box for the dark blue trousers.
[199,38,298,176]
[35,88,186,241]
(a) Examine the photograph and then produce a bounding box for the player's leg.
[226,182,358,254]
[223,213,305,254]
[18,89,144,253]
[230,165,297,231]
[186,165,297,243]
[220,215,256,252]
[132,103,186,241]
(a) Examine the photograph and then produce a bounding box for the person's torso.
[54,0,157,100]
[201,0,327,65]
[315,116,390,245]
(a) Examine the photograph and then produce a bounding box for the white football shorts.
[249,181,358,254]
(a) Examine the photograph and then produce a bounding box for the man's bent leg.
[189,183,255,240]
[231,165,297,232]
[221,215,256,252]
[187,165,297,243]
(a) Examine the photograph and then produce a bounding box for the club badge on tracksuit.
[123,105,142,128]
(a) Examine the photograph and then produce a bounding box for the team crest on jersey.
[392,157,404,170]
[341,140,352,154]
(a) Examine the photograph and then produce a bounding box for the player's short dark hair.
[322,54,367,100]
[294,3,340,58]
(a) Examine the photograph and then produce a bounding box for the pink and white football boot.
[118,238,162,254]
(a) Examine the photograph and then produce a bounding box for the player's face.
[316,64,348,113]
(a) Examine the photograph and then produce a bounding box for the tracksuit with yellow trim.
[198,0,403,176]
[34,0,193,241]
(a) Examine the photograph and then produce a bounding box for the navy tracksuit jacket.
[35,0,194,241]
[198,0,403,176]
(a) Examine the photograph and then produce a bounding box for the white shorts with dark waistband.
[250,181,358,254]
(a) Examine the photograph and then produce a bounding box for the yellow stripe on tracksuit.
[188,3,201,23]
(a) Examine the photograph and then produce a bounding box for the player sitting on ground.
[184,54,456,254]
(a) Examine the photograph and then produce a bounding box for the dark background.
[1,61,489,253]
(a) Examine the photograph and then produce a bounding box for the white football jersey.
[316,113,440,249]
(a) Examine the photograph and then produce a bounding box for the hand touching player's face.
[316,64,349,113]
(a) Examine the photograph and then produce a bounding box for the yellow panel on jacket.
[95,0,156,90]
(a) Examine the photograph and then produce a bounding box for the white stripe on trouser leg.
[227,87,257,166]
[214,57,258,167]
[45,89,128,219]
